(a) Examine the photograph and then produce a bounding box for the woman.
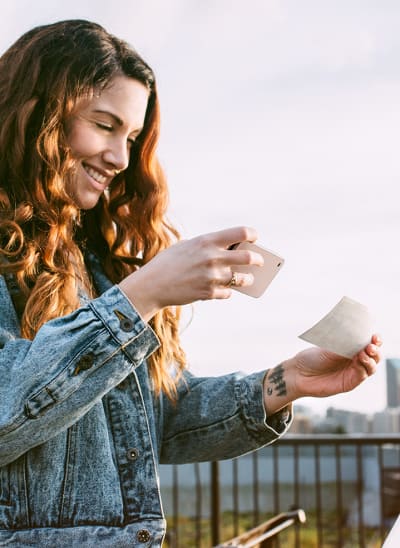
[0,20,381,547]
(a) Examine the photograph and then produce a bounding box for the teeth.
[84,165,107,184]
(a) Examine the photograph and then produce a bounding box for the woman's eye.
[96,122,113,131]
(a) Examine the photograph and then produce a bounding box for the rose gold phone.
[230,241,284,298]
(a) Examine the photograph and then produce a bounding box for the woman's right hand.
[118,226,264,321]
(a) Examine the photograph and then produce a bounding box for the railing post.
[211,460,220,545]
[194,462,202,547]
[172,464,179,548]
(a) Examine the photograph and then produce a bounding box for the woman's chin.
[72,191,102,210]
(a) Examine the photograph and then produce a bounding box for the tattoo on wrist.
[266,364,287,397]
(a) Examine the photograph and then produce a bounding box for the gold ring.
[229,272,238,287]
[114,169,122,175]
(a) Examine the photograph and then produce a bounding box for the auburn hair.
[0,19,186,398]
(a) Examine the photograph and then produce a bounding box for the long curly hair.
[0,19,186,398]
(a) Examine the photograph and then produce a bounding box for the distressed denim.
[0,253,292,546]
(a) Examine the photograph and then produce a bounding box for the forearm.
[161,370,292,463]
[263,358,300,416]
[118,267,160,323]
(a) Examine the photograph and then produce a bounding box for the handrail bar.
[274,433,400,445]
[214,509,306,547]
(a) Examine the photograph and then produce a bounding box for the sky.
[2,0,400,415]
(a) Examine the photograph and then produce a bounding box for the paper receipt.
[298,296,373,358]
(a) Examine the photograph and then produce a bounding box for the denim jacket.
[0,253,292,547]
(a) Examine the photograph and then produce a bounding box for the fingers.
[358,351,378,376]
[223,270,254,289]
[205,269,255,302]
[357,338,382,376]
[371,333,382,347]
[194,226,263,267]
[185,226,263,301]
[366,343,382,364]
[364,334,382,365]
[223,248,264,267]
[208,226,259,248]
[196,226,263,277]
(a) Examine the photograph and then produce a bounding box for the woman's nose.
[102,139,130,172]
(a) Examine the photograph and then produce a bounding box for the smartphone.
[230,241,284,298]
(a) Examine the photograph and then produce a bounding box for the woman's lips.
[82,163,109,190]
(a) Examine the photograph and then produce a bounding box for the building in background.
[386,359,400,408]
[371,408,400,434]
[289,404,318,434]
[324,407,369,434]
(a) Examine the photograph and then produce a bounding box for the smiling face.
[65,75,149,210]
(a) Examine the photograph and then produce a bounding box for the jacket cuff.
[239,370,293,441]
[88,285,160,366]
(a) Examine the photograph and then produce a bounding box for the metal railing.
[214,508,307,547]
[160,434,400,548]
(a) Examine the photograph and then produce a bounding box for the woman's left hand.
[290,334,382,398]
[263,335,382,415]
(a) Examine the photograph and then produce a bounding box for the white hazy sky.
[2,0,400,415]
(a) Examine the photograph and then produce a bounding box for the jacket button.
[127,448,139,461]
[136,529,151,543]
[113,309,135,332]
[119,317,134,332]
[73,354,94,375]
